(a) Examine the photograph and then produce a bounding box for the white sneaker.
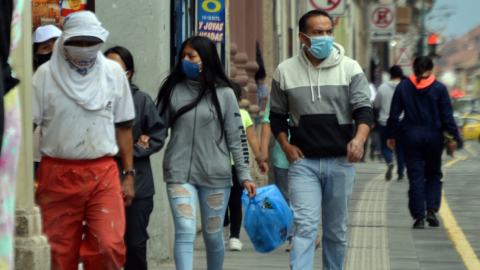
[229,238,243,251]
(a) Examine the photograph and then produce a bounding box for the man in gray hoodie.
[374,65,406,181]
[270,10,373,270]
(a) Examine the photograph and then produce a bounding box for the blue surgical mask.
[36,52,53,66]
[303,33,335,60]
[182,59,203,80]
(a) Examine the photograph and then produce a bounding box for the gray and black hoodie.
[270,43,373,158]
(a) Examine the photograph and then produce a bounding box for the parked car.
[460,115,480,142]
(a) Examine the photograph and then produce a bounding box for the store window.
[32,0,95,32]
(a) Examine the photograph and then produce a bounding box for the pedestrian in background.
[33,11,135,269]
[32,25,62,71]
[32,25,62,175]
[368,81,382,162]
[360,81,381,163]
[155,36,257,270]
[255,41,268,128]
[105,46,164,270]
[257,99,320,252]
[270,10,373,270]
[375,66,406,181]
[387,56,459,229]
[224,82,268,252]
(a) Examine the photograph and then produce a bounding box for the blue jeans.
[167,183,231,270]
[380,125,405,177]
[289,157,355,270]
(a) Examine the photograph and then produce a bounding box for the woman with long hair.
[155,36,257,270]
[387,56,459,229]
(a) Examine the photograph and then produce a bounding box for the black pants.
[124,196,154,270]
[370,130,381,159]
[403,130,444,219]
[224,166,243,239]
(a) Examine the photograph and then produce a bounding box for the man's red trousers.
[36,157,126,270]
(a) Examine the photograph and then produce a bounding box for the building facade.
[13,0,422,268]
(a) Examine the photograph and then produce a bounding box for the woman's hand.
[259,162,269,174]
[255,150,268,166]
[243,181,257,198]
[136,135,150,148]
[447,141,458,153]
[387,139,396,150]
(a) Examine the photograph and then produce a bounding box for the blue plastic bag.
[242,185,294,253]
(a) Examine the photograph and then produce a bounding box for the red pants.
[36,157,126,270]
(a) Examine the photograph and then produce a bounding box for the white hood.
[298,43,345,102]
[49,11,112,111]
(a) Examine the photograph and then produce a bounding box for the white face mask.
[63,43,102,75]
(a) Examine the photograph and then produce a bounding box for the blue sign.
[198,0,225,43]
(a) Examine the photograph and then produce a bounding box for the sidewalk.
[152,160,467,270]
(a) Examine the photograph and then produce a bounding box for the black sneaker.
[426,211,440,227]
[413,218,425,229]
[397,176,404,182]
[386,163,394,181]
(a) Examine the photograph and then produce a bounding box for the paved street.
[155,141,480,270]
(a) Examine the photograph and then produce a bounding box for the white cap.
[32,25,62,44]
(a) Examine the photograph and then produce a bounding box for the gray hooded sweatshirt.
[374,81,402,126]
[270,43,373,158]
[156,79,252,188]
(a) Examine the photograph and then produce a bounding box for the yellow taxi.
[461,114,480,140]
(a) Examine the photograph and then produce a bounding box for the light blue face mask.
[303,33,335,60]
[182,59,203,80]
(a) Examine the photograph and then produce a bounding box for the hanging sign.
[306,0,346,16]
[198,0,225,43]
[395,48,413,67]
[394,48,413,76]
[370,4,396,41]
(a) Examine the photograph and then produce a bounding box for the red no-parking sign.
[370,4,396,41]
[306,0,346,16]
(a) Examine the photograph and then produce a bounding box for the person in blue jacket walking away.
[387,56,459,229]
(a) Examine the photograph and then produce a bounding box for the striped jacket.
[270,43,373,158]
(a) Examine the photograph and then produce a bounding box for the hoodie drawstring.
[317,68,321,100]
[307,62,322,102]
[308,63,314,103]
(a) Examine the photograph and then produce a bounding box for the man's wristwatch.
[123,170,136,177]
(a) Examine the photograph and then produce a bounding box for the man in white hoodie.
[374,65,406,181]
[270,10,373,270]
[33,11,135,270]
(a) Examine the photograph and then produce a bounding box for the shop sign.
[198,0,225,43]
[32,0,92,32]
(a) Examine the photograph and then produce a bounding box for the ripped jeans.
[167,183,231,270]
